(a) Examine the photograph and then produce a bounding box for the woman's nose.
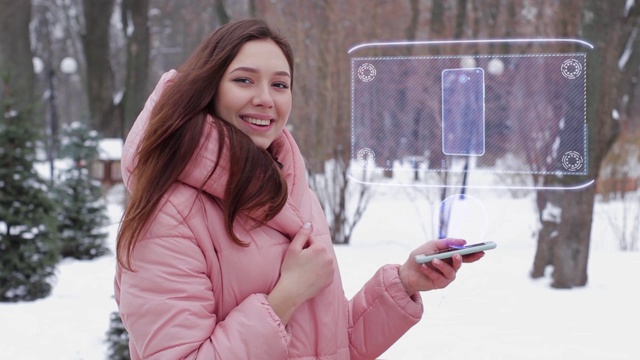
[252,84,274,108]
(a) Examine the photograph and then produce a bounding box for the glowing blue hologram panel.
[349,39,593,190]
[441,67,485,156]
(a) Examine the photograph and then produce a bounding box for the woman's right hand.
[267,222,335,324]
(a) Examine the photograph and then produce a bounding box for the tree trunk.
[121,0,150,139]
[248,0,257,17]
[532,0,638,288]
[81,0,117,136]
[214,0,230,25]
[553,187,596,287]
[0,1,34,115]
[530,189,557,278]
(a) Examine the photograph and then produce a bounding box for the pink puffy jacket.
[114,70,423,359]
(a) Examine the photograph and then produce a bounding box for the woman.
[115,18,484,359]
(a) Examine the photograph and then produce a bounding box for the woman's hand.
[399,238,484,296]
[267,222,335,324]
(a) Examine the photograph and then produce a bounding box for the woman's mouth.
[241,116,271,126]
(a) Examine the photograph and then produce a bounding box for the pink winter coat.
[114,70,424,360]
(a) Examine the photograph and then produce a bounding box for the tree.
[106,310,130,360]
[0,1,34,118]
[599,130,640,251]
[214,0,230,24]
[270,0,390,244]
[531,0,640,288]
[81,0,118,136]
[121,0,151,139]
[0,81,60,302]
[55,122,110,260]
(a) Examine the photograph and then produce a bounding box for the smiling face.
[215,39,293,150]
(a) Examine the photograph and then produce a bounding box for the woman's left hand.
[399,238,484,296]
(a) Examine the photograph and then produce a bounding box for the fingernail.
[445,239,465,249]
[303,222,311,229]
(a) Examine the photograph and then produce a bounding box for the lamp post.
[47,66,58,181]
[59,56,78,122]
[32,56,56,181]
[33,56,78,181]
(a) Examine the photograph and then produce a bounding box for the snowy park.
[1,176,638,359]
[1,1,639,359]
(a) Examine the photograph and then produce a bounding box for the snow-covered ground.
[1,181,638,359]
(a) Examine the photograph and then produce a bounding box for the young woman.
[115,18,484,360]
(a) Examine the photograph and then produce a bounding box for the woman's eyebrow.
[229,66,291,78]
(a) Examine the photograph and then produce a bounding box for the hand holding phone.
[414,241,496,264]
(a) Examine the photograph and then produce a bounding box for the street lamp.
[33,56,57,180]
[32,56,78,181]
[60,57,78,75]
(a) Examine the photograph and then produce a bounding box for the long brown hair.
[117,19,294,270]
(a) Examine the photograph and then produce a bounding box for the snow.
[618,26,638,70]
[625,0,636,17]
[33,159,75,181]
[33,57,45,75]
[541,201,562,223]
[98,138,123,161]
[113,89,124,106]
[0,183,639,359]
[126,10,135,37]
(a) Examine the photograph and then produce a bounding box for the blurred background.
[1,1,639,359]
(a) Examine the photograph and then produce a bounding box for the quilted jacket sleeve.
[347,264,424,360]
[115,199,291,360]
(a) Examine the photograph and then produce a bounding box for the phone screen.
[432,242,489,254]
[441,68,486,156]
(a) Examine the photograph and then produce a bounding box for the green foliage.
[0,91,60,302]
[55,122,109,260]
[106,311,130,360]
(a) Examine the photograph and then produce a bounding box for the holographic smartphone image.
[441,67,486,156]
[349,41,592,189]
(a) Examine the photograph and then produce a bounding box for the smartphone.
[441,67,486,156]
[414,241,496,264]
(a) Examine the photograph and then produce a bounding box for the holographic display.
[349,39,593,190]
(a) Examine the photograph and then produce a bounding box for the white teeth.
[242,116,270,126]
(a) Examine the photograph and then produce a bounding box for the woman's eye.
[233,78,252,84]
[273,82,289,89]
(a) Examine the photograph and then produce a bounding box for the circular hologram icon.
[561,59,582,79]
[357,63,377,82]
[356,148,376,167]
[562,151,584,171]
[433,194,488,244]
